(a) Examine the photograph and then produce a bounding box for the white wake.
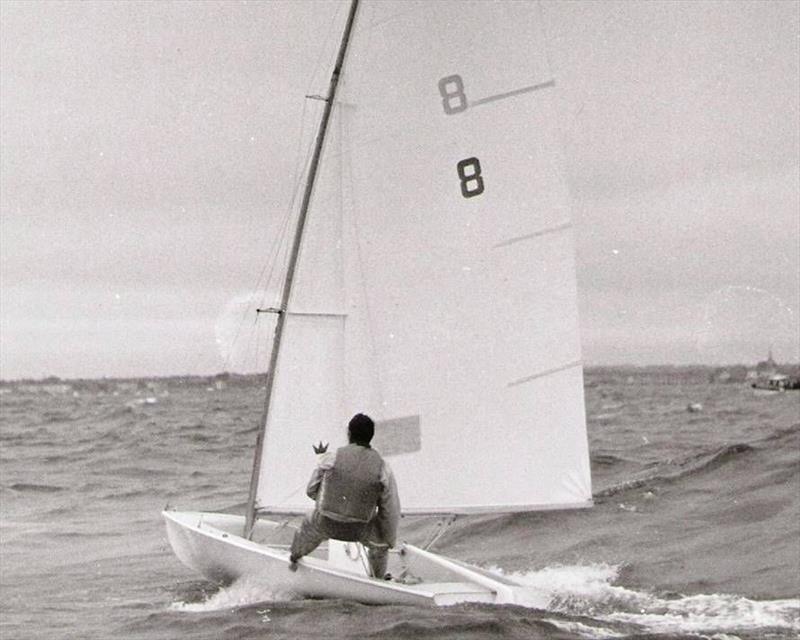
[506,563,799,637]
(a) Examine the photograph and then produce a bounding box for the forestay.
[255,0,591,516]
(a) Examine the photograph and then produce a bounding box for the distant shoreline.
[2,363,798,387]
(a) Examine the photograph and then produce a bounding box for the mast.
[244,0,361,538]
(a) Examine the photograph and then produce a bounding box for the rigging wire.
[236,4,356,511]
[222,2,349,377]
[169,3,357,492]
[304,1,347,99]
[259,0,349,310]
[221,90,320,373]
[262,125,317,308]
[213,160,299,377]
[256,0,347,320]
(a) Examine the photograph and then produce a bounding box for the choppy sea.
[1,368,798,639]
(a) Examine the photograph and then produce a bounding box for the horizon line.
[2,361,799,384]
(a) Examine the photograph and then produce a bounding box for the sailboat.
[163,0,592,606]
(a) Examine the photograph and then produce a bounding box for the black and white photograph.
[1,1,798,638]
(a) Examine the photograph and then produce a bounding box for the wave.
[504,564,800,637]
[95,399,165,422]
[168,562,799,638]
[590,453,633,467]
[184,433,221,443]
[177,422,207,432]
[101,406,136,420]
[371,617,523,637]
[595,421,800,500]
[107,466,171,478]
[170,575,296,612]
[112,397,160,410]
[595,442,755,498]
[41,454,69,464]
[52,529,124,540]
[8,482,64,493]
[99,488,150,500]
[39,410,83,424]
[759,422,800,445]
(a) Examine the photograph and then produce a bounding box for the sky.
[1,0,798,380]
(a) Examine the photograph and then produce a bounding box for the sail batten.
[508,360,585,388]
[254,0,592,517]
[287,311,348,318]
[493,222,574,249]
[468,80,557,111]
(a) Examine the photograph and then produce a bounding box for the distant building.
[755,348,778,372]
[751,348,780,380]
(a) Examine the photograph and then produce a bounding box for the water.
[1,369,798,639]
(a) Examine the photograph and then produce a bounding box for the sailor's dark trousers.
[290,510,389,578]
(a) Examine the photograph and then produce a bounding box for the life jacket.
[318,444,383,523]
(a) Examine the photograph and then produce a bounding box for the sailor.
[288,413,400,578]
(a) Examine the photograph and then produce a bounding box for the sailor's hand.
[313,441,329,454]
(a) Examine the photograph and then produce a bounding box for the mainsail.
[252,0,591,518]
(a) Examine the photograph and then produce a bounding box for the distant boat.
[163,0,591,606]
[751,374,799,394]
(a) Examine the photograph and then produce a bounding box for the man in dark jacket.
[288,413,400,578]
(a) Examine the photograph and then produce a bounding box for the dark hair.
[348,413,375,445]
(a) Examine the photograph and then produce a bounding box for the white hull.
[163,510,526,606]
[752,388,785,396]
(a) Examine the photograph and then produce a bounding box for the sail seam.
[508,360,582,387]
[470,79,556,108]
[493,221,572,249]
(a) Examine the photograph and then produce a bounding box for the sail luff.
[243,0,361,538]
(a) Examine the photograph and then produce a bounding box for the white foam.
[170,576,297,613]
[504,564,799,636]
[605,594,800,635]
[170,562,799,636]
[543,618,626,639]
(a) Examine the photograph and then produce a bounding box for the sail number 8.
[439,75,484,198]
[438,74,467,114]
[457,157,484,198]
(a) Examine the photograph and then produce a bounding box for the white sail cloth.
[256,0,591,515]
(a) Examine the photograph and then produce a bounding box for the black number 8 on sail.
[457,157,484,198]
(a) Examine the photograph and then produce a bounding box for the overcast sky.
[1,0,798,380]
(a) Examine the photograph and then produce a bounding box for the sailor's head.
[348,413,375,445]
